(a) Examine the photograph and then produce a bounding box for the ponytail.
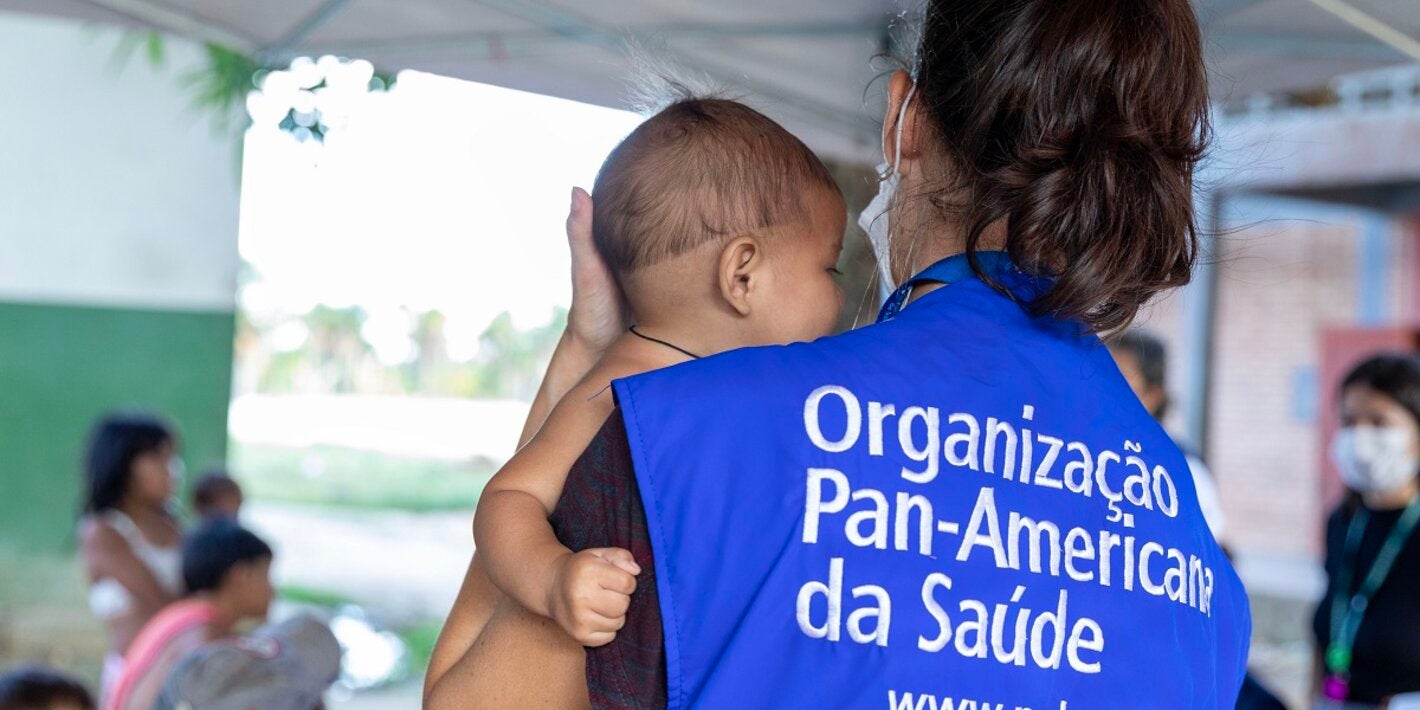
[913,0,1210,333]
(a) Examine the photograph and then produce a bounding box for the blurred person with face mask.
[1314,354,1420,709]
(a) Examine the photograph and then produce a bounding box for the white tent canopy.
[5,0,1418,162]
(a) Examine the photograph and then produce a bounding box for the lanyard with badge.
[876,251,1016,323]
[1323,496,1420,701]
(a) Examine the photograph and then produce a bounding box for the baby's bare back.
[512,345,653,505]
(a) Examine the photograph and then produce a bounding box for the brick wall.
[1137,208,1414,564]
[1211,218,1360,558]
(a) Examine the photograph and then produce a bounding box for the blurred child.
[155,615,341,710]
[190,469,243,521]
[474,91,847,646]
[0,665,94,710]
[107,519,274,710]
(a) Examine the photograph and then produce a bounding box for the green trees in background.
[457,311,567,400]
[112,30,570,403]
[238,303,566,400]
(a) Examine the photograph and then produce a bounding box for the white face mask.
[1332,426,1420,495]
[858,82,916,298]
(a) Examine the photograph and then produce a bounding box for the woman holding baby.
[427,0,1247,707]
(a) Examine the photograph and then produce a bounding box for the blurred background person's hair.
[0,665,94,710]
[1111,330,1171,420]
[190,470,243,521]
[180,518,274,598]
[81,414,175,517]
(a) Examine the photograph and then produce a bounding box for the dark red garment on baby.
[550,412,667,709]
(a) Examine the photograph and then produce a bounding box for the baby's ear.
[717,235,765,316]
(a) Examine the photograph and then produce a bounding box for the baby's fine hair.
[592,84,838,274]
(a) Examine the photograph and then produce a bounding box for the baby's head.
[593,95,846,349]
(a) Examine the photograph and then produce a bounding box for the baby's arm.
[474,379,640,646]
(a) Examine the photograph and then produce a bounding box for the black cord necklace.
[628,325,702,360]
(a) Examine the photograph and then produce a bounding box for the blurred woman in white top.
[76,414,184,700]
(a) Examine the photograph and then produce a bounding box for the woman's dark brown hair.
[911,0,1210,333]
[1341,354,1420,430]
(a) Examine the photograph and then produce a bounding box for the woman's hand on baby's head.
[547,546,640,647]
[565,188,628,356]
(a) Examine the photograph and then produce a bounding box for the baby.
[474,93,846,645]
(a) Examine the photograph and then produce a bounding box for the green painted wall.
[0,301,234,552]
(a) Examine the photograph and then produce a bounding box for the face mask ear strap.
[876,81,918,181]
[892,82,917,172]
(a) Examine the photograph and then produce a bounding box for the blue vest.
[613,256,1251,709]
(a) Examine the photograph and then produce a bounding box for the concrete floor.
[247,502,476,709]
[246,501,474,623]
[329,679,426,709]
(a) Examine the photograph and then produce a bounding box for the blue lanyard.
[876,251,1016,323]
